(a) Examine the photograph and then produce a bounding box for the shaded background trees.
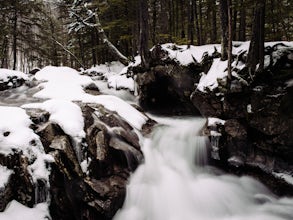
[0,0,292,71]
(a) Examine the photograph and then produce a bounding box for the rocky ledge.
[0,102,155,220]
[133,42,293,191]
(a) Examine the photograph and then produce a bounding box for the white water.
[114,118,293,220]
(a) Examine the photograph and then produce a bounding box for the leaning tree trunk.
[219,0,229,61]
[247,0,266,74]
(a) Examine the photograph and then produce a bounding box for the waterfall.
[114,117,293,220]
[34,179,50,204]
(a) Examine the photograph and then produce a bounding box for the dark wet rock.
[0,76,26,91]
[29,68,40,75]
[135,63,201,115]
[35,103,153,220]
[0,153,36,209]
[195,46,293,177]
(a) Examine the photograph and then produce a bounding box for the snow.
[23,99,85,139]
[207,117,226,127]
[0,106,39,155]
[83,95,148,130]
[158,41,293,93]
[85,61,125,76]
[247,104,252,113]
[160,43,221,65]
[286,79,293,87]
[0,200,50,220]
[108,74,135,91]
[33,66,93,100]
[197,58,228,92]
[0,165,13,188]
[0,106,53,182]
[273,172,293,185]
[30,66,148,130]
[0,69,28,82]
[84,61,135,92]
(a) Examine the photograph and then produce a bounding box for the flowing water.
[114,118,293,220]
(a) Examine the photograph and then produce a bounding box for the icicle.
[34,179,50,204]
[210,131,220,160]
[72,137,87,164]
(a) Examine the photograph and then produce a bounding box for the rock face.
[0,103,155,220]
[192,44,293,175]
[134,45,202,115]
[37,103,152,220]
[134,42,293,184]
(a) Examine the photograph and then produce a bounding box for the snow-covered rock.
[0,69,28,91]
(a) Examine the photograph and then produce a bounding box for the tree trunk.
[220,0,228,60]
[151,0,157,45]
[188,0,194,46]
[12,5,18,70]
[180,0,185,39]
[91,30,97,66]
[199,0,204,45]
[139,0,150,69]
[232,3,238,40]
[210,0,217,43]
[247,0,266,74]
[238,0,246,41]
[194,0,201,45]
[227,0,232,81]
[1,36,8,68]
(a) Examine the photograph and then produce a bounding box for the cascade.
[34,179,49,204]
[114,117,293,220]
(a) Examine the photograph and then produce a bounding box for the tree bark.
[188,0,194,46]
[247,0,266,74]
[151,0,158,45]
[238,0,246,41]
[220,0,228,60]
[210,0,217,43]
[139,0,150,69]
[227,0,232,81]
[194,0,201,45]
[12,3,18,70]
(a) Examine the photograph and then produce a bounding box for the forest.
[0,0,292,72]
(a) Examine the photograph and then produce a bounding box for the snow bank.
[158,41,293,93]
[160,43,221,65]
[0,200,50,220]
[0,106,53,182]
[0,165,13,188]
[0,106,39,155]
[197,58,228,92]
[84,95,148,130]
[85,61,125,76]
[84,61,135,92]
[0,69,28,82]
[34,66,93,100]
[23,99,85,139]
[30,66,148,131]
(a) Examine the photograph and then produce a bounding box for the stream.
[114,117,293,220]
[1,79,293,220]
